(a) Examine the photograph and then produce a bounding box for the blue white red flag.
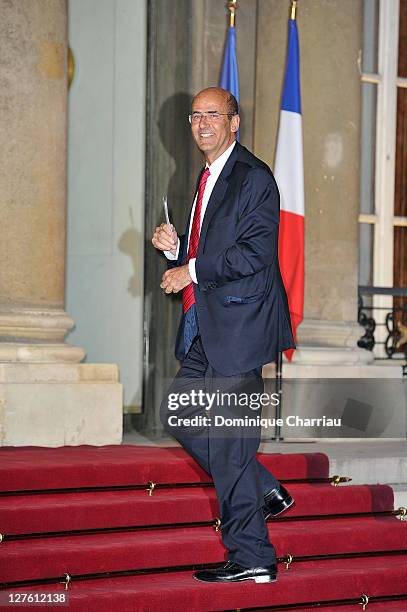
[275,14,305,360]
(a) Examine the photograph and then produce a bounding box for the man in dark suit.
[152,87,295,584]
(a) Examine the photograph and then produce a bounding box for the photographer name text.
[167,415,342,428]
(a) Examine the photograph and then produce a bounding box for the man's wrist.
[164,238,180,260]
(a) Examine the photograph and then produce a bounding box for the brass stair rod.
[237,592,407,611]
[2,550,407,590]
[2,507,405,543]
[278,547,407,566]
[0,476,352,497]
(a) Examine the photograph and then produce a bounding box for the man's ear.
[230,114,240,133]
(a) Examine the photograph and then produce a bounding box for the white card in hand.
[163,196,170,226]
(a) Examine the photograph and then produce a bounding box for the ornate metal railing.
[358,286,407,361]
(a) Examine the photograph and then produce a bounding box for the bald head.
[192,87,239,117]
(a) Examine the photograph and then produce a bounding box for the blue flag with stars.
[219,26,240,141]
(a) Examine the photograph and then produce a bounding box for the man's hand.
[152,223,178,255]
[161,264,192,294]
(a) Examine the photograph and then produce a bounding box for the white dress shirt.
[165,141,236,283]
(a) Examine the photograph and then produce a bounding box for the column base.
[296,318,364,348]
[0,363,123,447]
[289,345,374,366]
[0,307,86,363]
[0,342,85,363]
[279,318,375,369]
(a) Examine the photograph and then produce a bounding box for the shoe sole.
[193,574,277,584]
[264,496,295,521]
[254,574,277,584]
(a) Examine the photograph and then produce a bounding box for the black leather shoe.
[193,560,277,584]
[263,485,294,519]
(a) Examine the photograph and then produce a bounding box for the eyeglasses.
[188,111,236,124]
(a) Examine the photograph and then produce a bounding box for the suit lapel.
[198,143,239,254]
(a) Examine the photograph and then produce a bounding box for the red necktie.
[182,167,210,313]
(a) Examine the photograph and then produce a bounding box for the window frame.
[359,0,407,358]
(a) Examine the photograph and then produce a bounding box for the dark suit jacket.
[169,141,295,375]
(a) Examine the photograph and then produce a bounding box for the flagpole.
[227,0,237,27]
[291,0,297,21]
[272,352,284,441]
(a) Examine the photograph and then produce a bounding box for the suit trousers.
[160,336,280,568]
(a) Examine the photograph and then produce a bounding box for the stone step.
[391,484,407,510]
[258,440,407,487]
[328,455,407,486]
[123,434,407,489]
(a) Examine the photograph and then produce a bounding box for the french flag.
[275,12,304,361]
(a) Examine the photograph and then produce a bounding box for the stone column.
[0,0,122,446]
[0,0,82,362]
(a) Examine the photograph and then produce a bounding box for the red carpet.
[0,444,406,611]
[0,445,329,489]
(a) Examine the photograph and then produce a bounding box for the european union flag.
[219,25,240,141]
